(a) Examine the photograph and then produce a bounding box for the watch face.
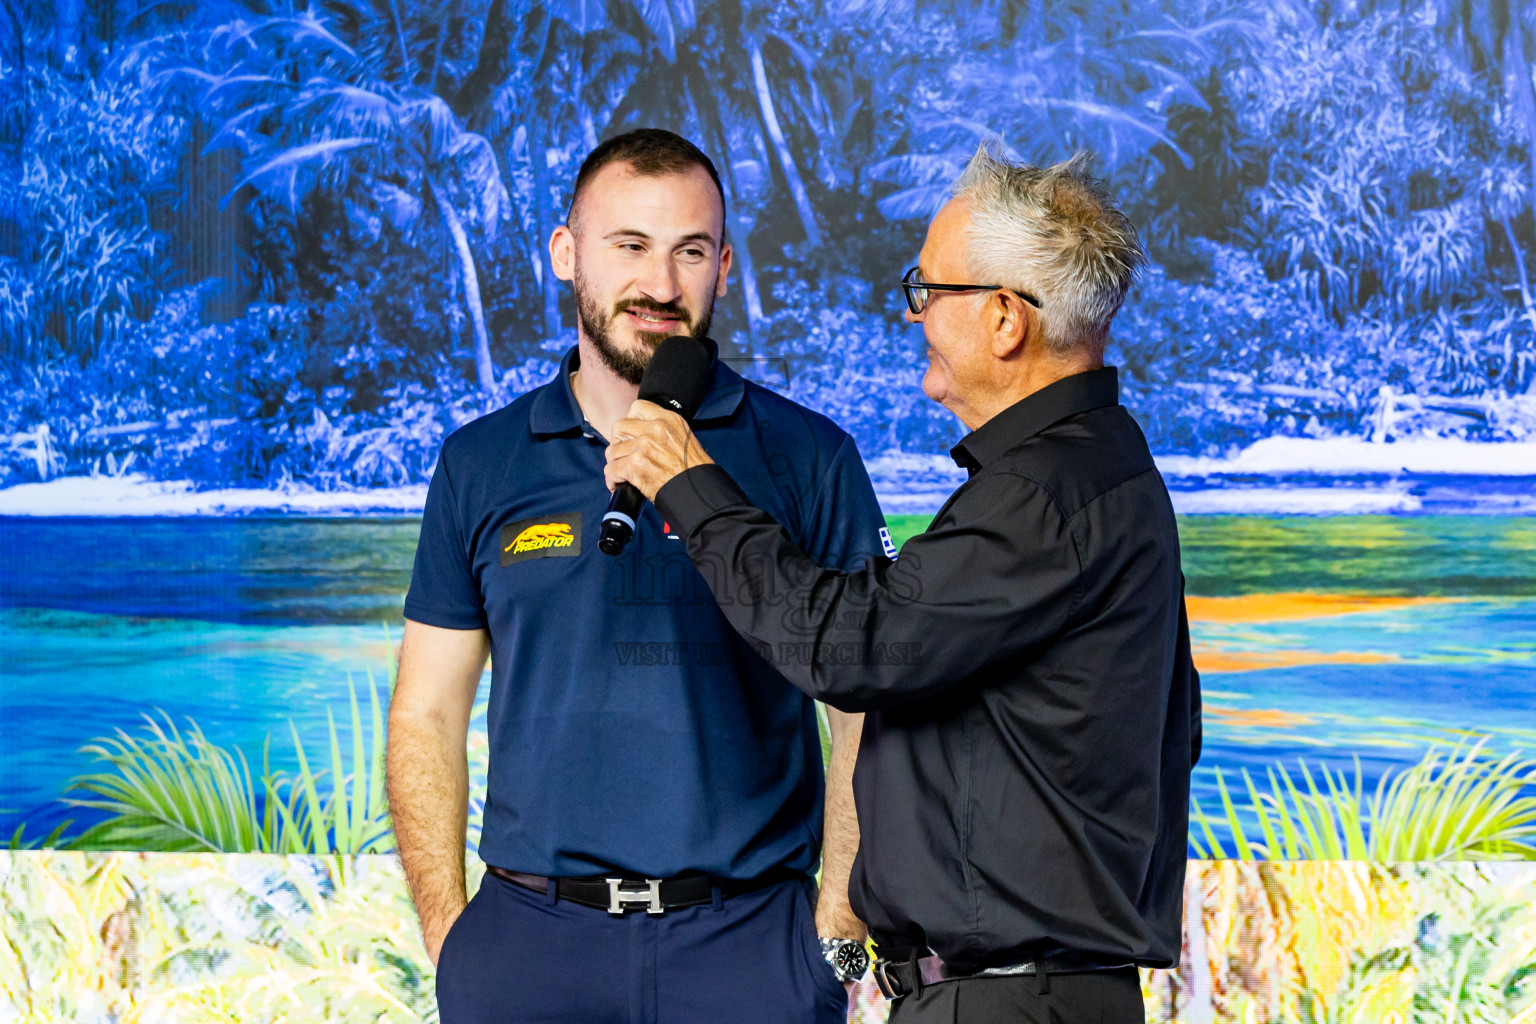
[832,941,870,979]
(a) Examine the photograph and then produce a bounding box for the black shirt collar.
[530,338,746,437]
[950,366,1120,472]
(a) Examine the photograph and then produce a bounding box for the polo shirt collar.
[529,338,746,437]
[950,366,1120,472]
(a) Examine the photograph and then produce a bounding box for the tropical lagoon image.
[3,0,1536,1019]
[3,512,1534,854]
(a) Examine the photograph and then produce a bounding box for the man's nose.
[637,255,683,304]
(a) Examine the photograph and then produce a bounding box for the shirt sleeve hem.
[401,601,488,631]
[655,463,749,536]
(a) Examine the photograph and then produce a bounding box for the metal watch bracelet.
[819,936,871,982]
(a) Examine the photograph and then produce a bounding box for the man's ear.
[716,242,734,298]
[990,290,1029,360]
[550,225,576,282]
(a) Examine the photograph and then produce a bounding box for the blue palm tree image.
[0,0,1534,873]
[1,0,1532,496]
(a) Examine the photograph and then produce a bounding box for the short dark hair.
[567,128,726,229]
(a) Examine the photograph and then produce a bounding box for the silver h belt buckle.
[605,877,665,915]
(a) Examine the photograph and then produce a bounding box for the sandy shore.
[2,437,1533,516]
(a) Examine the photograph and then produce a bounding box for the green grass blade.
[1189,795,1225,860]
[1214,766,1253,860]
[1245,768,1281,859]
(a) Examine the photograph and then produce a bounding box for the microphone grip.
[599,483,645,556]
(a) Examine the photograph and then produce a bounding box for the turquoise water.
[1190,598,1536,785]
[0,518,424,836]
[1173,515,1536,596]
[0,609,408,835]
[2,515,1535,844]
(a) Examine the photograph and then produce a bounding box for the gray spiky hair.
[951,143,1144,356]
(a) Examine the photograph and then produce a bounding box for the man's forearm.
[387,708,470,965]
[654,464,1074,712]
[817,709,867,940]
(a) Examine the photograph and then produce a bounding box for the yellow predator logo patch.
[500,512,583,566]
[507,522,574,554]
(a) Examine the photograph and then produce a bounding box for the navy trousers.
[435,871,849,1024]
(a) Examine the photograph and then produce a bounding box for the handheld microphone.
[599,336,714,556]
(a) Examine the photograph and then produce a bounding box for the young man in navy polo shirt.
[387,129,889,1023]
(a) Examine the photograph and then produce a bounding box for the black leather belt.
[486,865,801,914]
[873,950,1134,1000]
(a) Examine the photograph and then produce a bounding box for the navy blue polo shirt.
[404,344,889,880]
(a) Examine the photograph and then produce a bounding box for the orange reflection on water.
[1186,591,1432,674]
[1203,705,1319,728]
[1194,649,1398,674]
[1186,592,1448,624]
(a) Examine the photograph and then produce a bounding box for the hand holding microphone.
[599,336,714,555]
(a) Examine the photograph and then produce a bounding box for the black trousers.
[887,966,1144,1023]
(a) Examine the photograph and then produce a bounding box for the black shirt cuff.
[655,463,750,537]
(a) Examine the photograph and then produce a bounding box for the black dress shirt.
[654,366,1201,973]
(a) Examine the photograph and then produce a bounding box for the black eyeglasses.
[900,267,1042,316]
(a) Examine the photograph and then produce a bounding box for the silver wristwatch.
[819,936,871,982]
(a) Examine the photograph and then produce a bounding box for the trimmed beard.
[575,268,714,385]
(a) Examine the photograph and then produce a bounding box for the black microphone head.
[637,336,713,421]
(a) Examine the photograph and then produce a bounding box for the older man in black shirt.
[604,144,1201,1023]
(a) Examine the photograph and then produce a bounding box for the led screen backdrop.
[4,854,1535,1022]
[1,0,1535,1020]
